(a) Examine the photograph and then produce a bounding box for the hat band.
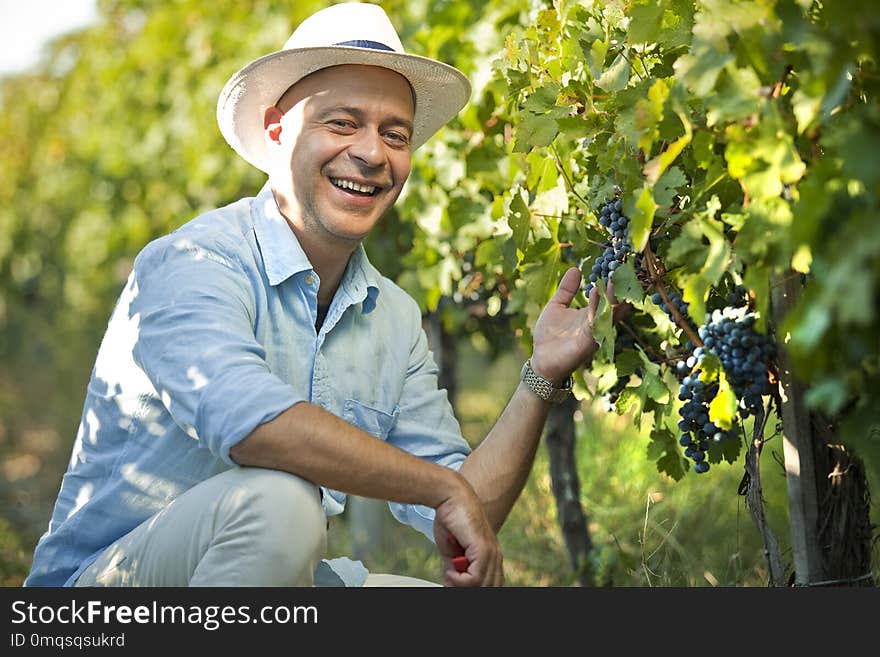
[333,39,395,51]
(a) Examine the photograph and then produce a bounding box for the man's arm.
[457,382,554,533]
[229,401,504,586]
[459,267,601,533]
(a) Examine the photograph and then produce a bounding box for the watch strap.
[520,359,573,404]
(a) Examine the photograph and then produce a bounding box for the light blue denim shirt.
[25,183,470,587]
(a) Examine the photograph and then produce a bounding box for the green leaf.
[591,281,616,363]
[708,371,738,430]
[475,238,502,269]
[536,156,560,194]
[667,220,704,266]
[586,38,609,80]
[804,378,850,416]
[626,2,664,45]
[654,166,687,207]
[629,0,697,50]
[682,275,707,333]
[522,241,565,305]
[616,349,643,378]
[630,186,656,253]
[674,46,732,96]
[507,189,531,252]
[648,426,687,481]
[592,360,621,394]
[643,367,670,404]
[608,259,642,302]
[514,114,559,152]
[692,131,715,170]
[705,65,762,127]
[523,82,562,114]
[699,352,723,382]
[595,49,631,92]
[643,111,692,184]
[615,386,643,416]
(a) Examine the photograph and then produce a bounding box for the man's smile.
[329,177,380,196]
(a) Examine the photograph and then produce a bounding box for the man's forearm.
[458,382,553,532]
[230,401,464,510]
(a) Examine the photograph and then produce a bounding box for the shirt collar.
[342,244,381,314]
[251,183,381,313]
[252,183,312,286]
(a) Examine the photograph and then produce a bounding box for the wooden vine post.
[545,395,594,586]
[769,270,825,585]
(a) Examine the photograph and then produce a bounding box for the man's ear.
[264,106,284,144]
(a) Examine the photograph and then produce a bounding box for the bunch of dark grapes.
[584,197,631,297]
[676,370,731,474]
[699,306,775,418]
[673,302,775,474]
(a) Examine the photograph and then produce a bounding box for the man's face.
[268,64,414,245]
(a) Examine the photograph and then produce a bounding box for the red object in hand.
[446,536,470,573]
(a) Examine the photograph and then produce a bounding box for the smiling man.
[25,2,601,588]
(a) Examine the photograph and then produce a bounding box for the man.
[25,2,600,588]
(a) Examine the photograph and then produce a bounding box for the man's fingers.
[587,280,600,327]
[606,280,619,305]
[550,267,583,307]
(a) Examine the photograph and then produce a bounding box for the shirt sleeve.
[129,235,304,465]
[384,299,472,543]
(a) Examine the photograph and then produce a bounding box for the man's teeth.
[331,178,377,194]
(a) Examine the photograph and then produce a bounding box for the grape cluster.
[584,198,631,297]
[676,371,730,474]
[699,307,775,418]
[672,302,775,474]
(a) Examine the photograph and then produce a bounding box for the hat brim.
[217,46,472,173]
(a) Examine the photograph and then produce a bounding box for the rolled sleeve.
[130,236,303,465]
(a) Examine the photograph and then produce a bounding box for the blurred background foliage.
[0,0,874,586]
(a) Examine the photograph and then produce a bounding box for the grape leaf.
[608,259,642,303]
[523,82,562,114]
[643,111,692,184]
[595,50,631,92]
[630,185,655,253]
[616,349,642,378]
[708,371,737,430]
[507,189,531,252]
[654,165,687,207]
[648,426,687,481]
[514,114,558,151]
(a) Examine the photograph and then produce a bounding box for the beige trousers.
[73,467,439,587]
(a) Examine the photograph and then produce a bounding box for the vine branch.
[550,144,591,210]
[643,243,704,348]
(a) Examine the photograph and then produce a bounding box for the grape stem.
[550,144,591,210]
[643,243,704,348]
[617,46,646,82]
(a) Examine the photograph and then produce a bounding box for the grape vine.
[584,187,779,474]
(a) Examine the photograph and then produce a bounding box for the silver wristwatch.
[520,359,573,404]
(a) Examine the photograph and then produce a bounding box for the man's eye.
[330,120,355,129]
[385,132,410,145]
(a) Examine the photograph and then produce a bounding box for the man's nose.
[348,128,386,169]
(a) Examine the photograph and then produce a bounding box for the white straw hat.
[216,2,472,172]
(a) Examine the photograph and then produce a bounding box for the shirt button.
[305,275,315,286]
